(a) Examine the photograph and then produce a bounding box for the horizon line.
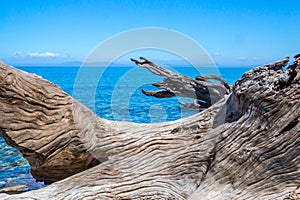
[4,60,258,68]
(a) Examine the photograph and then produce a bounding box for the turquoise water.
[0,65,251,192]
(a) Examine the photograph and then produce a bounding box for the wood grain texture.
[0,55,299,199]
[0,63,102,183]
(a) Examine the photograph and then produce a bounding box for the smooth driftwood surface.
[0,54,299,200]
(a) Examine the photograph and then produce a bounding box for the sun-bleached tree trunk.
[0,54,299,199]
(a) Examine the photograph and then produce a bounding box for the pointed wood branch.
[131,57,231,109]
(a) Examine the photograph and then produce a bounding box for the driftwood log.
[0,54,299,199]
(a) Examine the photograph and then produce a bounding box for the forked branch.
[131,57,231,110]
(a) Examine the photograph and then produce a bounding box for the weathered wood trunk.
[0,54,299,199]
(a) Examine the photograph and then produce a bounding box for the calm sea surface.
[0,65,251,191]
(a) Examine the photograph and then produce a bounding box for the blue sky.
[1,0,299,66]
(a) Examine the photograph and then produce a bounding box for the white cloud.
[14,51,24,57]
[213,52,222,57]
[238,56,247,61]
[27,52,61,57]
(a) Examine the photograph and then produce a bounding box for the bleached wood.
[0,55,299,199]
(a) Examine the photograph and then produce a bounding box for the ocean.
[0,65,251,192]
